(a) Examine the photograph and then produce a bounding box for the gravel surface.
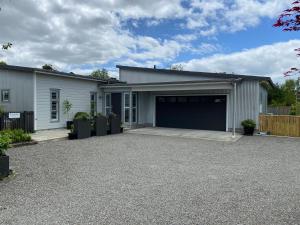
[1,134,300,225]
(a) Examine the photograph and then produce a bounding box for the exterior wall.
[0,69,34,112]
[36,73,101,130]
[136,80,262,130]
[228,80,260,129]
[259,85,268,114]
[120,69,220,84]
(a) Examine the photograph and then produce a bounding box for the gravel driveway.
[1,134,300,225]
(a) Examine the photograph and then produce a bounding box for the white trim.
[104,93,111,116]
[153,95,156,127]
[123,92,130,125]
[153,93,229,131]
[33,72,37,131]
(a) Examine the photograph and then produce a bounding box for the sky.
[0,0,299,83]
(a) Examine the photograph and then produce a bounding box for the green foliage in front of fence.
[0,129,31,143]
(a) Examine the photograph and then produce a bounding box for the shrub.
[74,112,90,121]
[241,119,256,129]
[0,134,11,156]
[96,112,105,118]
[0,129,31,143]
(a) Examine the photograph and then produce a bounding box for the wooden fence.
[0,111,34,133]
[259,115,300,137]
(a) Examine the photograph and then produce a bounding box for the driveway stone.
[0,134,300,225]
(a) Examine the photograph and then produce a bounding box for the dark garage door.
[156,95,227,131]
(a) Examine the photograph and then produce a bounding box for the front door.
[111,93,122,119]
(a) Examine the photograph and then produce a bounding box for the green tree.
[265,79,297,106]
[42,64,55,71]
[90,69,110,80]
[171,64,184,71]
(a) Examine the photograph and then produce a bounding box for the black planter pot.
[0,155,9,178]
[109,116,121,134]
[243,127,255,136]
[66,121,73,130]
[74,119,91,139]
[95,116,108,136]
[68,132,77,140]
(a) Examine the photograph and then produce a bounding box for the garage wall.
[138,90,232,129]
[137,81,261,131]
[228,80,260,130]
[120,69,220,84]
[36,74,101,130]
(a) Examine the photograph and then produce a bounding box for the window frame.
[105,93,111,116]
[90,92,97,117]
[132,93,137,123]
[50,89,60,122]
[124,92,130,123]
[1,89,10,103]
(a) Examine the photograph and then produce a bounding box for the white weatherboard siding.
[36,74,101,130]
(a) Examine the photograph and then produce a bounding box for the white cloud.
[180,40,300,83]
[0,0,295,75]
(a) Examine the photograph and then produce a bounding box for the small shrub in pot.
[95,113,108,136]
[0,134,11,178]
[73,112,91,139]
[241,119,256,136]
[63,99,73,129]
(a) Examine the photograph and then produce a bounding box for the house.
[0,64,273,134]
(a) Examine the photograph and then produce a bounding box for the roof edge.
[116,65,272,82]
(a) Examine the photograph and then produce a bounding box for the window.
[124,93,130,123]
[50,89,60,121]
[105,93,111,116]
[132,93,137,123]
[90,92,97,117]
[1,89,10,103]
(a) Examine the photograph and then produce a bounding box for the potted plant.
[241,119,256,136]
[0,134,11,178]
[73,112,91,139]
[68,124,76,140]
[63,99,73,129]
[94,113,108,136]
[108,113,121,134]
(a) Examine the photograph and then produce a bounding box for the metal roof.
[116,65,273,83]
[0,64,112,83]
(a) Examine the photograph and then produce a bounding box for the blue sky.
[0,0,299,82]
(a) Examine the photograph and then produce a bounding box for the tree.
[90,69,110,80]
[171,64,184,71]
[273,1,300,77]
[265,79,297,106]
[42,64,55,71]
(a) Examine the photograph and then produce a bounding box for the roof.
[104,79,237,87]
[0,64,119,83]
[116,65,274,84]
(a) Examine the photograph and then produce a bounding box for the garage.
[155,95,227,131]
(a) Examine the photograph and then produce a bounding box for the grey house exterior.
[0,64,272,133]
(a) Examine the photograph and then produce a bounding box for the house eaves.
[116,65,274,86]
